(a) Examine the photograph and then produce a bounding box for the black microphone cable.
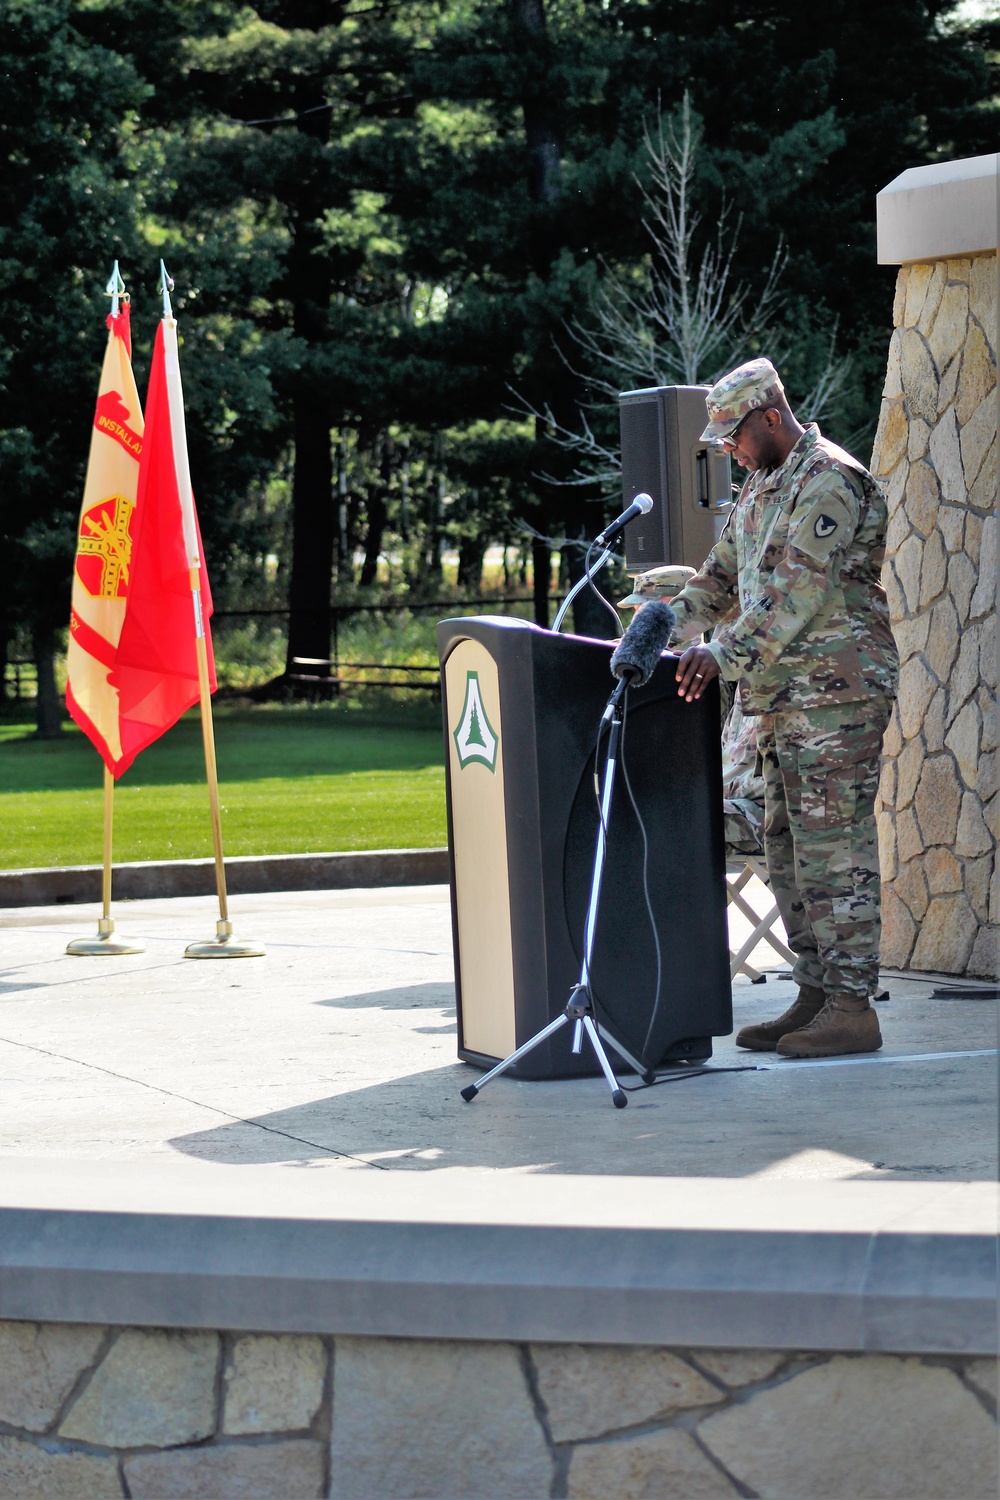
[582,682,627,1030]
[591,657,755,1092]
[584,685,662,1066]
[617,689,758,1092]
[620,1063,759,1092]
[593,602,673,1063]
[616,699,663,1063]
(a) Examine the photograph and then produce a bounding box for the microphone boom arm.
[551,494,651,635]
[551,544,614,634]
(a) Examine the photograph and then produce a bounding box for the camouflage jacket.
[668,425,899,714]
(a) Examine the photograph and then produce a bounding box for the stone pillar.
[871,156,998,978]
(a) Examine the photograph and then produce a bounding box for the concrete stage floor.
[0,882,995,1360]
[0,883,995,1184]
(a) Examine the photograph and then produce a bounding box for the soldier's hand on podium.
[675,645,720,702]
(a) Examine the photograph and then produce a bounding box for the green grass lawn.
[0,702,447,869]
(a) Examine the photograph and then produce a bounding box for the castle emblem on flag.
[453,670,498,772]
[74,494,136,599]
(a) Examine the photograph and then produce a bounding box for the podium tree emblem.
[453,671,498,772]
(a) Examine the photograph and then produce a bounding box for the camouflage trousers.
[757,697,890,997]
[723,797,765,857]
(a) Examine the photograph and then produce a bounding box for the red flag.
[111,320,215,774]
[66,304,144,774]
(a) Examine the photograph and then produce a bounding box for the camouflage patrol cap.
[700,358,785,443]
[618,564,695,609]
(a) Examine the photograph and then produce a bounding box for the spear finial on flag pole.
[66,261,146,956]
[159,259,174,319]
[106,261,127,319]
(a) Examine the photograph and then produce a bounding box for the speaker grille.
[620,393,668,569]
[619,385,731,572]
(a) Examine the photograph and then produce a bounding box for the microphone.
[594,492,654,547]
[610,600,676,688]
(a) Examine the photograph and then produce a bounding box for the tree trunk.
[457,535,485,594]
[532,538,550,626]
[33,628,63,738]
[285,391,334,668]
[398,437,411,543]
[360,432,390,588]
[284,106,335,675]
[360,489,387,587]
[424,453,445,585]
[511,0,562,221]
[335,433,351,578]
[512,0,595,583]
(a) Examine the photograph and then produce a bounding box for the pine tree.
[0,0,147,732]
[466,699,486,749]
[2,0,992,701]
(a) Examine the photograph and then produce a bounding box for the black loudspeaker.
[438,617,732,1078]
[619,385,733,572]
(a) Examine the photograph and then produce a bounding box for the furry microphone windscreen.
[610,600,676,687]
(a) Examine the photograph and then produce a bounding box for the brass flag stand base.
[66,769,146,957]
[185,918,265,960]
[67,915,147,957]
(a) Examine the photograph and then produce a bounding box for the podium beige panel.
[444,640,516,1058]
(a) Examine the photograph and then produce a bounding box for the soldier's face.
[724,409,782,471]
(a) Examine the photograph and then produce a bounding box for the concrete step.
[0,848,449,907]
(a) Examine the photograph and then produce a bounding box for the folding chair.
[725,854,796,982]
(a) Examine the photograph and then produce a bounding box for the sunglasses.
[719,406,772,451]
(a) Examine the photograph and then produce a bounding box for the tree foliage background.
[0,0,995,702]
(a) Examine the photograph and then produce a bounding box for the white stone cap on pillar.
[877,153,1000,264]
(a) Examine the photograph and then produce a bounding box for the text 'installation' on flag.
[110,317,216,772]
[66,301,143,773]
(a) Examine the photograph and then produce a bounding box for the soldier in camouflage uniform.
[667,358,898,1057]
[620,570,766,854]
[620,568,766,854]
[720,697,766,858]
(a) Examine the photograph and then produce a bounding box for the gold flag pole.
[101,763,114,916]
[67,765,146,955]
[149,264,262,959]
[183,568,263,957]
[67,264,146,958]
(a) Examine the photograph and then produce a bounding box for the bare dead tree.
[574,94,786,395]
[514,93,851,509]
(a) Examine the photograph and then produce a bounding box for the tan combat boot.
[775,991,882,1058]
[735,984,825,1051]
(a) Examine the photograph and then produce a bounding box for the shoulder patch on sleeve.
[789,482,857,563]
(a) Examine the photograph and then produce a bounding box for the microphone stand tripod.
[461,673,654,1111]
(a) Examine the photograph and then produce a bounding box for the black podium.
[437,617,732,1079]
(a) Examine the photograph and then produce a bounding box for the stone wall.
[870,252,998,977]
[0,1320,995,1498]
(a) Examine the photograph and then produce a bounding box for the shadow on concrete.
[314,982,455,1012]
[167,1049,999,1183]
[0,967,51,996]
[164,970,999,1182]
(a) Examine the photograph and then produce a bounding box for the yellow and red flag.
[110,317,216,770]
[66,304,144,774]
